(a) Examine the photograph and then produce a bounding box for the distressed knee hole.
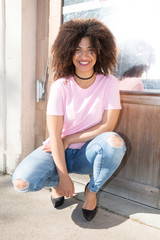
[107,135,123,148]
[14,179,29,190]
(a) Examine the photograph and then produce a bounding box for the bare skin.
[82,187,97,210]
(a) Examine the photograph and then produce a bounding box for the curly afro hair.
[50,18,117,80]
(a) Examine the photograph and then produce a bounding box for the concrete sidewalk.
[0,175,160,240]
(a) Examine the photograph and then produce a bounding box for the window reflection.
[114,39,155,92]
[63,0,160,93]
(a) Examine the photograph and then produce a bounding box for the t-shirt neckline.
[71,74,100,93]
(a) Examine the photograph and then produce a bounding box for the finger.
[64,190,72,198]
[45,148,51,152]
[44,149,50,152]
[68,193,73,198]
[68,191,73,198]
[42,147,49,151]
[73,185,75,194]
[43,147,51,153]
[42,144,50,149]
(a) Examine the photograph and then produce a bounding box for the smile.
[79,61,90,66]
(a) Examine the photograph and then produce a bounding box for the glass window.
[63,0,160,93]
[63,0,93,6]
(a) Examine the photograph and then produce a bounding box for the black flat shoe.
[51,196,64,208]
[82,182,97,221]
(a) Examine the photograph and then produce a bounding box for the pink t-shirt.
[46,74,121,149]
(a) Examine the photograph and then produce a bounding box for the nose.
[81,50,89,58]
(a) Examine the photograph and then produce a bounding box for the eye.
[88,48,96,54]
[75,48,81,53]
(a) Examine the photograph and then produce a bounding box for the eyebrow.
[76,45,95,49]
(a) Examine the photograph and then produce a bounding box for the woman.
[12,19,126,221]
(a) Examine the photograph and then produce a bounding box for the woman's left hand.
[42,144,51,152]
[42,136,70,153]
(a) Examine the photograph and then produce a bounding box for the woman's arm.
[64,109,120,148]
[47,115,74,198]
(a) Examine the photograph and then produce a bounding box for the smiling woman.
[12,18,126,221]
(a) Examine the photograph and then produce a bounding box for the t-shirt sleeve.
[46,82,64,115]
[104,75,121,110]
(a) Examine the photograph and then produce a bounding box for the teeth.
[80,61,89,65]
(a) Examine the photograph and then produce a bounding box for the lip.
[79,61,90,66]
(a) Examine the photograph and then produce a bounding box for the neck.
[74,72,96,89]
[74,71,95,80]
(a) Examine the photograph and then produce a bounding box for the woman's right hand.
[56,174,75,198]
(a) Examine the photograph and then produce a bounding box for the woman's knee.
[96,132,125,148]
[107,134,124,148]
[13,179,29,191]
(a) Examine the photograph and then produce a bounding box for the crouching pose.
[12,18,126,221]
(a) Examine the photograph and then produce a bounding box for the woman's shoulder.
[97,73,118,81]
[97,74,119,88]
[50,77,72,90]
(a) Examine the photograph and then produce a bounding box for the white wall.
[0,0,37,174]
[0,0,6,173]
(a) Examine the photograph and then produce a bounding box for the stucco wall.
[0,0,37,173]
[0,0,6,173]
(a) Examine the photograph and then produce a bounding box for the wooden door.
[102,92,160,209]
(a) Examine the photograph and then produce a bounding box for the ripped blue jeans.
[12,132,126,193]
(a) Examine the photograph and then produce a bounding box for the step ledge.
[73,181,160,230]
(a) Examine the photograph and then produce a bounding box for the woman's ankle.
[82,188,97,210]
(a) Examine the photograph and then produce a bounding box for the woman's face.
[72,37,97,76]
